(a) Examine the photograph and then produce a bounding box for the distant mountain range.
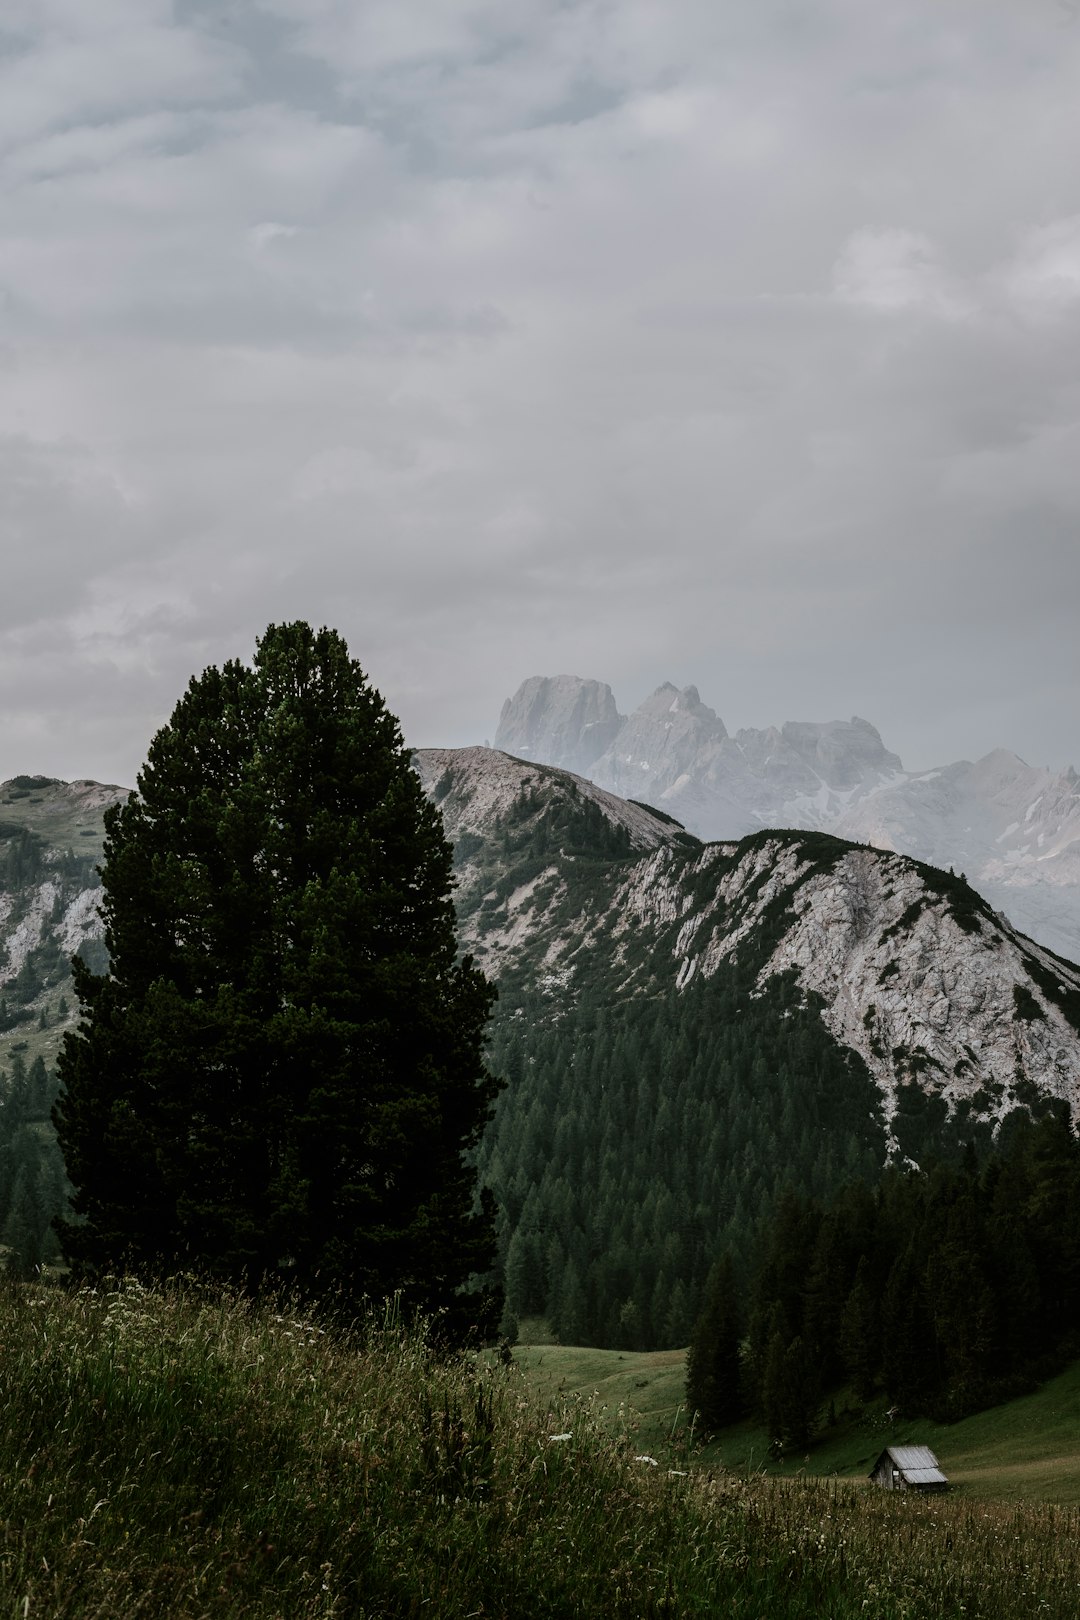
[495,675,1080,964]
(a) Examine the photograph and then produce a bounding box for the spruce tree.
[685,1252,744,1431]
[53,623,501,1333]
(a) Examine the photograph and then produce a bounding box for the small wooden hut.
[869,1446,948,1491]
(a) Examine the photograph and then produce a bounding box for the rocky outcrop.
[0,775,126,1075]
[495,675,1080,963]
[494,675,624,776]
[415,746,1080,1142]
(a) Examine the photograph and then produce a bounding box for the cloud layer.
[1,0,1078,782]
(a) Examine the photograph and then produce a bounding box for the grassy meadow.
[510,1329,1080,1503]
[0,1284,1079,1617]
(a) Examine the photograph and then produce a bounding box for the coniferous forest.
[687,1108,1080,1440]
[479,964,888,1349]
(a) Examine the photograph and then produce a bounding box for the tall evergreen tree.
[685,1252,744,1431]
[53,623,501,1333]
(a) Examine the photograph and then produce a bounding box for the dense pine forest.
[480,965,889,1348]
[0,1051,67,1274]
[688,1109,1080,1443]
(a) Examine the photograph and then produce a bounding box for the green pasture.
[512,1333,1080,1503]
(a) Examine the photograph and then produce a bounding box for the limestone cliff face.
[493,675,624,777]
[608,836,1080,1141]
[0,775,126,1075]
[415,746,1080,1145]
[494,675,1080,963]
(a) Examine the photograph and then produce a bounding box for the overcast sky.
[1,0,1078,786]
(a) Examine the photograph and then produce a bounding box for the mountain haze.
[495,676,1080,963]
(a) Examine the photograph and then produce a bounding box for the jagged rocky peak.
[493,676,1080,963]
[779,716,903,789]
[494,675,624,775]
[631,682,725,728]
[593,683,731,803]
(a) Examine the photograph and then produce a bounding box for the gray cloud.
[0,0,1077,785]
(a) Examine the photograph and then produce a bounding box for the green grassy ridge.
[511,1337,1080,1502]
[2,1283,1080,1618]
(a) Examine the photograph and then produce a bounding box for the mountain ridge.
[494,675,1080,963]
[4,754,1080,1343]
[414,746,1080,1151]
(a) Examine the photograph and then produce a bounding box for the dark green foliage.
[53,623,501,1333]
[908,860,988,936]
[482,964,887,1351]
[0,1053,67,1274]
[706,1115,1080,1436]
[837,1255,878,1401]
[1013,983,1047,1023]
[0,829,45,888]
[762,1330,820,1452]
[1024,954,1080,1035]
[626,799,693,832]
[685,1253,744,1431]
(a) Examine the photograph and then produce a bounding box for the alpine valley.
[1,746,1079,1350]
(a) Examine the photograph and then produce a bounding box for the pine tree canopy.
[53,623,502,1333]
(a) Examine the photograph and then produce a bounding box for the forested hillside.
[688,1111,1080,1442]
[3,755,1080,1347]
[416,747,1080,1350]
[483,965,885,1347]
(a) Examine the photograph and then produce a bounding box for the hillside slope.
[416,746,1080,1346]
[4,755,1079,1343]
[417,746,1080,1143]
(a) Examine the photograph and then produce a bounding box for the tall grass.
[0,1279,1077,1617]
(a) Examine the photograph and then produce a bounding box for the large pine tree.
[54,623,501,1332]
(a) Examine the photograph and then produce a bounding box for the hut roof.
[872,1445,948,1486]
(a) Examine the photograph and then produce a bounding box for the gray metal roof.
[885,1446,947,1483]
[887,1446,941,1470]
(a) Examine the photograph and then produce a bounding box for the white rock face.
[423,745,1080,1137]
[414,746,679,854]
[607,835,1080,1132]
[494,676,624,777]
[496,676,1080,963]
[58,888,105,957]
[0,881,59,984]
[678,840,1080,1132]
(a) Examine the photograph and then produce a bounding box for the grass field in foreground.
[5,1283,1080,1616]
[510,1334,1080,1503]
